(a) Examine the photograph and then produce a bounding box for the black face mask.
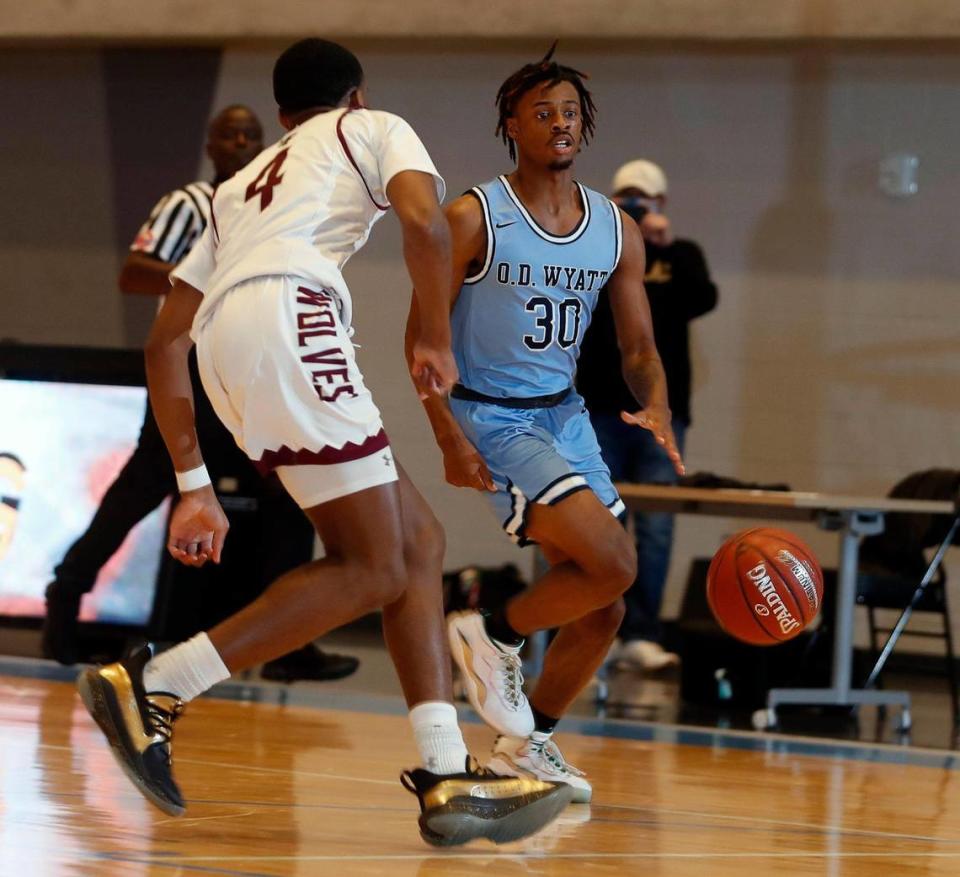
[616,195,662,224]
[620,202,648,223]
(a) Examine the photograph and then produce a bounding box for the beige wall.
[6,0,960,40]
[0,51,122,347]
[1,41,957,642]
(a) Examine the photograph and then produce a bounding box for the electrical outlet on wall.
[878,153,919,198]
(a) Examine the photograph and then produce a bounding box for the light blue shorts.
[449,391,625,547]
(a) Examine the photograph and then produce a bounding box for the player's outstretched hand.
[167,486,229,567]
[441,435,497,492]
[411,341,458,400]
[621,408,686,477]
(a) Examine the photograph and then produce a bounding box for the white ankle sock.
[142,633,231,703]
[409,701,470,775]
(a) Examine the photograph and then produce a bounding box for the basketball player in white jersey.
[77,39,572,846]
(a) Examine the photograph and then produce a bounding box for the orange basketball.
[706,527,823,646]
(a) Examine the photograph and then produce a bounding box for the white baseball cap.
[611,160,668,197]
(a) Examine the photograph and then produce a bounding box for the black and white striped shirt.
[130,181,214,265]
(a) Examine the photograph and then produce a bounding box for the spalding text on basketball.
[746,563,801,635]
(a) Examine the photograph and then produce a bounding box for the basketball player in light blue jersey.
[407,47,684,803]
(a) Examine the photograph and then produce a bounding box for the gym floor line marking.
[176,798,411,812]
[177,758,398,786]
[29,742,398,786]
[28,738,960,847]
[94,851,960,864]
[52,795,960,848]
[97,856,274,877]
[154,810,257,827]
[30,743,960,844]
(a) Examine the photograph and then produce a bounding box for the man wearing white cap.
[577,159,717,671]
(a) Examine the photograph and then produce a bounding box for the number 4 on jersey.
[245,148,289,211]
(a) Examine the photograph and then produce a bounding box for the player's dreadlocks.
[495,42,597,162]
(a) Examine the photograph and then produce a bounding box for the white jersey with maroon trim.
[173,108,444,339]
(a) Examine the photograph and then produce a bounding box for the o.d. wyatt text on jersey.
[452,175,623,398]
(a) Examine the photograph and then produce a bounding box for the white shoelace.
[496,648,527,711]
[530,738,586,778]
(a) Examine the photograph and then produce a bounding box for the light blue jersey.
[452,175,623,399]
[449,175,627,546]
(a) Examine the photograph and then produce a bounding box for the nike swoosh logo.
[495,220,517,229]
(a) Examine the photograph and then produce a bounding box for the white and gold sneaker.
[447,610,534,737]
[487,733,592,803]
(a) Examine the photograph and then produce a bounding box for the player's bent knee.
[360,555,408,607]
[589,532,637,601]
[369,573,407,608]
[603,597,626,631]
[613,548,638,594]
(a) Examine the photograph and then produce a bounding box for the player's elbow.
[400,207,449,250]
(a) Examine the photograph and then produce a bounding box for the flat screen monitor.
[0,376,166,625]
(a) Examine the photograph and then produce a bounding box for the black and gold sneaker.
[77,644,186,816]
[400,757,574,846]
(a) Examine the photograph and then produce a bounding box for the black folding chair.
[860,470,960,724]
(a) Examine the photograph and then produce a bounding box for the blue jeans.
[590,412,688,643]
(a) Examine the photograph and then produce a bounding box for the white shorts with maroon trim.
[276,447,397,509]
[195,274,398,508]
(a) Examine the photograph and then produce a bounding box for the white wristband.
[176,464,211,493]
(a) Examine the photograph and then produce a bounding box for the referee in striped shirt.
[124,179,218,284]
[120,106,259,297]
[43,106,359,683]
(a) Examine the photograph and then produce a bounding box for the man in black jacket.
[577,159,717,671]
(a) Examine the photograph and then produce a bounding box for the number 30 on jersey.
[523,297,583,351]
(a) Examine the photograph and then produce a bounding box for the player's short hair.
[495,42,597,162]
[273,39,364,114]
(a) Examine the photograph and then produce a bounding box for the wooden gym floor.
[3,671,960,875]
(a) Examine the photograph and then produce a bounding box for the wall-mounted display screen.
[0,378,166,625]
